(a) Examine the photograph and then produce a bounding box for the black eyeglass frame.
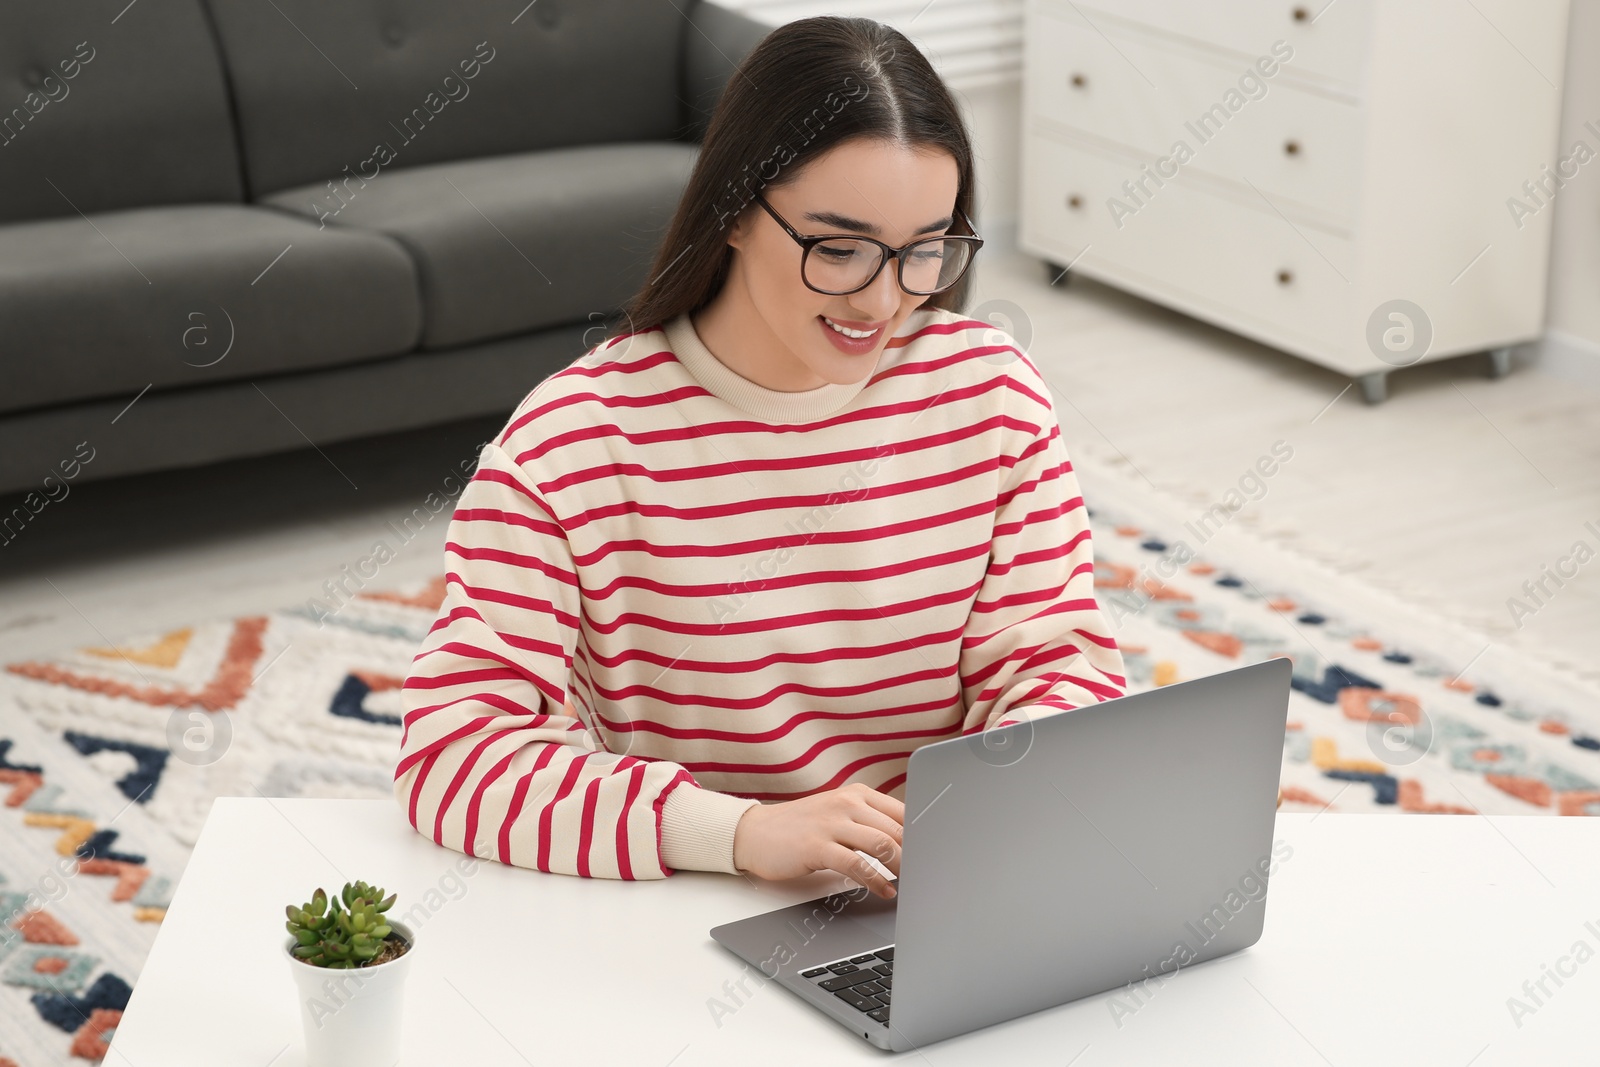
[751,192,985,297]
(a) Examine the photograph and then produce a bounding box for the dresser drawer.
[1064,0,1373,88]
[1027,5,1364,222]
[1022,127,1354,353]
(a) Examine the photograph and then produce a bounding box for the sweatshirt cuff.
[659,784,762,874]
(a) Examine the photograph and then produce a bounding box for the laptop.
[709,655,1292,1051]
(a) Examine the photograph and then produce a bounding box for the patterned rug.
[1,464,1597,1065]
[0,713,188,1065]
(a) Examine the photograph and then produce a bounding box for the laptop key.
[875,947,894,961]
[826,963,858,975]
[835,988,879,1012]
[867,1007,891,1024]
[872,963,893,976]
[853,981,883,996]
[801,967,828,978]
[849,954,876,963]
[818,970,881,993]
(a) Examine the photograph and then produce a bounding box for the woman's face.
[716,136,962,391]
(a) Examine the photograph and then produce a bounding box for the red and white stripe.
[394,307,1127,879]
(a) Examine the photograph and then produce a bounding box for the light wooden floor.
[1,234,1597,702]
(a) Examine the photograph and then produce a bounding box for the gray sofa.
[0,0,769,497]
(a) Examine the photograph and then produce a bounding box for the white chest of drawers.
[1017,0,1573,402]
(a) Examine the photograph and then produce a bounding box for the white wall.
[1542,0,1600,372]
[953,79,1023,246]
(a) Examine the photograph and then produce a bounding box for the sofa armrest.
[680,0,774,142]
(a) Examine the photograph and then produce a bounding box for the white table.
[112,799,1600,1065]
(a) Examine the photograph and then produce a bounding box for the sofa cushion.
[260,141,698,351]
[0,0,243,225]
[0,205,421,416]
[200,0,688,197]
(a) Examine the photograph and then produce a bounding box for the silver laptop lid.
[888,655,1292,1047]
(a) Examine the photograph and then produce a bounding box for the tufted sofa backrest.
[0,0,244,225]
[200,0,691,198]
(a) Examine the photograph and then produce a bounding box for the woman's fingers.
[856,786,907,828]
[845,806,904,875]
[830,821,902,888]
[824,842,898,898]
[844,785,904,874]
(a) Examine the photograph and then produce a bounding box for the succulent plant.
[285,880,400,969]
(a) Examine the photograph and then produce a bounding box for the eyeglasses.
[751,192,984,297]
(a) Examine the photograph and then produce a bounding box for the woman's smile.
[818,313,888,354]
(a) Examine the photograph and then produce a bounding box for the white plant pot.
[284,919,416,1067]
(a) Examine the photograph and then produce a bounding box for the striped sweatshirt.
[393,304,1127,880]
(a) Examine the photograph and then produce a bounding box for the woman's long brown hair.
[603,15,979,346]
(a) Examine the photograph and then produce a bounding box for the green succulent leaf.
[285,879,402,969]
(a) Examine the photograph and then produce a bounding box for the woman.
[394,16,1127,900]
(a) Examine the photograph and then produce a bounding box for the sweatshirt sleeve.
[959,360,1127,734]
[394,439,760,879]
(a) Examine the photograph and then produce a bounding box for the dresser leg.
[1044,260,1071,286]
[1487,346,1513,379]
[1357,371,1387,405]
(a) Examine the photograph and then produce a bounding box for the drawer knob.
[1070,73,1087,88]
[1291,5,1309,21]
[1284,139,1301,156]
[1277,269,1294,285]
[1066,194,1084,209]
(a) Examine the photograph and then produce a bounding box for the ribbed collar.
[662,312,878,423]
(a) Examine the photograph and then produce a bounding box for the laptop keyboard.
[800,946,894,1024]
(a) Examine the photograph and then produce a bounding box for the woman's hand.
[732,782,904,898]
